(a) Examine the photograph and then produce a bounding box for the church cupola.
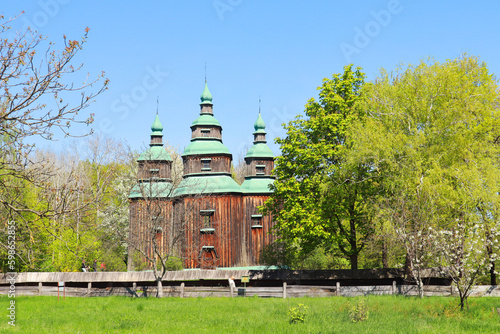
[241,111,275,194]
[253,113,267,144]
[150,113,165,146]
[200,81,213,115]
[130,114,173,195]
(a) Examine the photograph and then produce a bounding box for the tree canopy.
[263,65,375,269]
[265,55,500,292]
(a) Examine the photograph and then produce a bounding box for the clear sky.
[2,0,500,160]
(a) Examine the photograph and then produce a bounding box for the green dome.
[129,182,173,199]
[182,140,231,156]
[254,113,266,134]
[173,175,241,196]
[137,146,172,161]
[200,82,213,105]
[245,142,274,159]
[191,114,221,127]
[151,114,163,136]
[241,177,274,194]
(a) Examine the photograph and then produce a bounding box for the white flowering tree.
[434,223,499,310]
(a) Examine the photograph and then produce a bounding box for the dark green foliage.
[264,65,375,270]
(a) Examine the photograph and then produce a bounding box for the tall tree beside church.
[264,65,377,269]
[351,55,500,297]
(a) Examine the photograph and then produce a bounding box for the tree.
[264,65,376,270]
[350,55,500,302]
[434,223,499,310]
[0,14,108,218]
[378,187,438,297]
[0,135,131,272]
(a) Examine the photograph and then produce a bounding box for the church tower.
[174,82,243,268]
[241,112,276,264]
[128,114,173,271]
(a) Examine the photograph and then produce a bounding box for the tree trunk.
[382,241,388,269]
[350,253,358,270]
[459,290,466,311]
[487,244,497,286]
[416,275,424,298]
[403,253,411,283]
[490,262,497,286]
[349,219,358,270]
[157,279,163,298]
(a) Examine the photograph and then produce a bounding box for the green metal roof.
[183,140,231,156]
[137,146,172,161]
[129,181,173,199]
[173,175,242,196]
[241,177,274,194]
[254,113,266,134]
[191,114,221,127]
[200,82,213,105]
[151,114,163,136]
[245,142,274,159]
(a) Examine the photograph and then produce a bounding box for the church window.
[200,209,215,230]
[251,214,263,229]
[201,158,212,171]
[256,165,266,175]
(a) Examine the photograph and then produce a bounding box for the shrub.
[348,298,369,322]
[288,303,309,324]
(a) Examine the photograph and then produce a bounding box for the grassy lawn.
[0,295,499,333]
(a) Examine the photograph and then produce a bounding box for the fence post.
[132,282,137,297]
[336,282,341,296]
[392,281,397,295]
[87,282,92,296]
[180,282,185,298]
[38,282,42,296]
[283,282,287,299]
[230,285,234,298]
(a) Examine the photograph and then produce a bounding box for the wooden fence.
[1,282,500,298]
[1,269,498,298]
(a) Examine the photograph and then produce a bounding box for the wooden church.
[128,82,275,269]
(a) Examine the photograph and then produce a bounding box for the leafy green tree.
[264,65,376,269]
[351,55,500,297]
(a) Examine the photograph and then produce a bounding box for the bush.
[348,298,369,322]
[288,303,308,324]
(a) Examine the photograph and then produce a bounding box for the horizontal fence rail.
[1,283,500,298]
[1,269,498,298]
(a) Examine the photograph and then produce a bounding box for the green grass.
[1,295,499,333]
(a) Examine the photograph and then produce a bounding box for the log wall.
[137,161,172,180]
[180,195,243,268]
[183,156,231,175]
[242,195,276,264]
[245,159,274,177]
[128,199,173,270]
[191,126,222,140]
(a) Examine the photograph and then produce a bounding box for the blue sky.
[3,0,500,160]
